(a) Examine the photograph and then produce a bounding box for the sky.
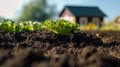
[0,0,120,21]
[0,0,24,19]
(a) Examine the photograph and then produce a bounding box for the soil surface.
[0,30,120,67]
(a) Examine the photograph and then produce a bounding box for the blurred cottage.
[59,6,106,27]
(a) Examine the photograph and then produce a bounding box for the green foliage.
[0,20,16,32]
[44,19,54,31]
[33,22,44,31]
[14,21,24,32]
[44,19,78,36]
[22,21,34,31]
[0,20,43,32]
[0,19,79,38]
[17,0,56,22]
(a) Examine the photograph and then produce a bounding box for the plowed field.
[0,30,120,67]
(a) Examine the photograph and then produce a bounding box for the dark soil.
[0,30,120,67]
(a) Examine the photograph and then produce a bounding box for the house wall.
[60,8,76,23]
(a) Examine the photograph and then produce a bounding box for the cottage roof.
[60,6,106,17]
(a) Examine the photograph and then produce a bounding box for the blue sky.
[0,0,120,21]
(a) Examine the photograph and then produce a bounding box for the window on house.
[79,17,88,25]
[92,17,100,26]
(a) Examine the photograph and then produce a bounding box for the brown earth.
[0,30,120,67]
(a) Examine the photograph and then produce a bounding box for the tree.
[0,16,4,20]
[17,0,56,22]
[0,16,4,22]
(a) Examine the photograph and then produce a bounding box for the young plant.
[0,20,16,32]
[43,19,54,31]
[14,22,24,32]
[54,19,78,35]
[44,19,78,39]
[22,21,34,31]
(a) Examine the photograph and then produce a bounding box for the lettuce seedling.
[0,20,16,32]
[22,21,34,31]
[33,22,43,31]
[15,22,24,32]
[43,19,78,39]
